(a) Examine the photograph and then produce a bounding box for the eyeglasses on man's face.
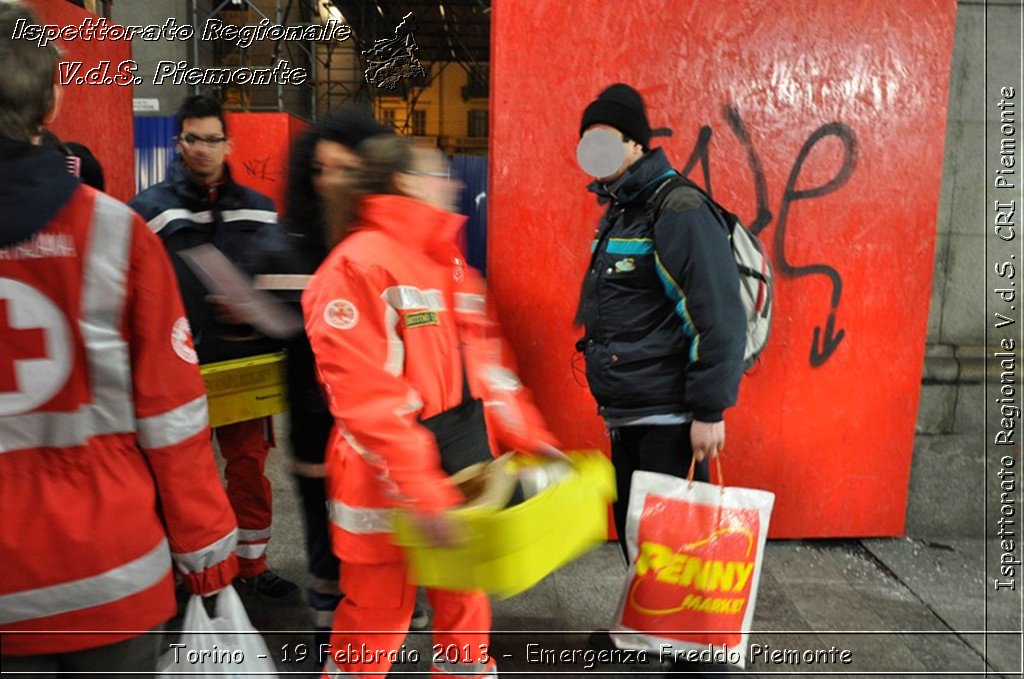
[177,134,228,148]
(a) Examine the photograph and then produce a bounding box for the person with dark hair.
[0,1,238,674]
[302,135,562,678]
[249,106,433,641]
[64,141,105,191]
[129,94,299,603]
[39,131,106,191]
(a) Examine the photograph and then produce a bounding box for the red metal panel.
[489,0,958,537]
[28,0,134,203]
[223,112,298,211]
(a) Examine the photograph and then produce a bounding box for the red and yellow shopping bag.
[612,459,775,668]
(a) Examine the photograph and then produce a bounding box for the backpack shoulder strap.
[648,173,733,233]
[645,174,685,223]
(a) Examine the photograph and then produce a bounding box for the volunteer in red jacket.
[0,2,239,673]
[303,134,559,678]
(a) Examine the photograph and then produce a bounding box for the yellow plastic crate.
[200,352,288,428]
[393,450,616,598]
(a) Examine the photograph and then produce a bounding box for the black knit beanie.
[579,83,653,148]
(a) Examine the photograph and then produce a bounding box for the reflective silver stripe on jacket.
[136,395,209,450]
[381,298,405,377]
[236,542,269,560]
[0,538,171,625]
[382,285,446,311]
[454,292,486,316]
[171,528,237,574]
[486,365,522,393]
[327,500,393,534]
[0,195,137,454]
[237,527,273,542]
[0,408,91,453]
[81,193,135,434]
[147,208,213,233]
[220,209,278,224]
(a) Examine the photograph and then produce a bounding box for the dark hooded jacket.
[577,148,746,422]
[0,138,79,249]
[129,160,282,364]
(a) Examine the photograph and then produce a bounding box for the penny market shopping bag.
[157,586,278,678]
[611,459,775,669]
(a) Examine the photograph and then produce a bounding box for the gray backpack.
[648,174,773,370]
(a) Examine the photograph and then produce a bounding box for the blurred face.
[578,123,644,183]
[177,116,230,183]
[399,147,462,213]
[312,140,360,199]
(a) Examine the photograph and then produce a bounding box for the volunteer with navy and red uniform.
[575,85,745,673]
[129,95,299,602]
[0,1,238,673]
[302,135,559,678]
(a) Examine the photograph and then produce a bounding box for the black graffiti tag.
[776,123,857,367]
[679,106,858,367]
[243,156,277,182]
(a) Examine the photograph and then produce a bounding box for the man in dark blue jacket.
[130,95,298,603]
[576,83,746,553]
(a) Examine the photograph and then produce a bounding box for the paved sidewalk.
[169,425,1022,678]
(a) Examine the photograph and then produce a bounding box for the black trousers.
[610,423,709,561]
[286,335,339,585]
[610,424,729,677]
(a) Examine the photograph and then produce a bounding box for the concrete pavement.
[163,422,1023,678]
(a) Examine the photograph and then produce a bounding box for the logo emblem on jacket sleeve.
[171,316,199,364]
[324,299,359,330]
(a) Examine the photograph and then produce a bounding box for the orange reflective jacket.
[303,195,556,563]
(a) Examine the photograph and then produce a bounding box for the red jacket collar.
[354,194,466,252]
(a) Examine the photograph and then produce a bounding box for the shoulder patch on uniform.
[660,185,705,214]
[324,299,359,330]
[171,316,199,364]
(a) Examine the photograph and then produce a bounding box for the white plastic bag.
[611,461,775,669]
[157,586,278,678]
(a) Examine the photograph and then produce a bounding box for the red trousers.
[321,561,495,678]
[215,417,273,578]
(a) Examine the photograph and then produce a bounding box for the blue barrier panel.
[133,115,176,195]
[451,154,488,275]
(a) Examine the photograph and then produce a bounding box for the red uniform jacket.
[0,182,239,655]
[302,195,556,563]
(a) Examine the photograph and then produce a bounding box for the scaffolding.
[186,0,489,129]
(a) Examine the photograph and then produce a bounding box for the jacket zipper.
[588,204,625,349]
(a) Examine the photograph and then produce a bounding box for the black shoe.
[235,569,301,604]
